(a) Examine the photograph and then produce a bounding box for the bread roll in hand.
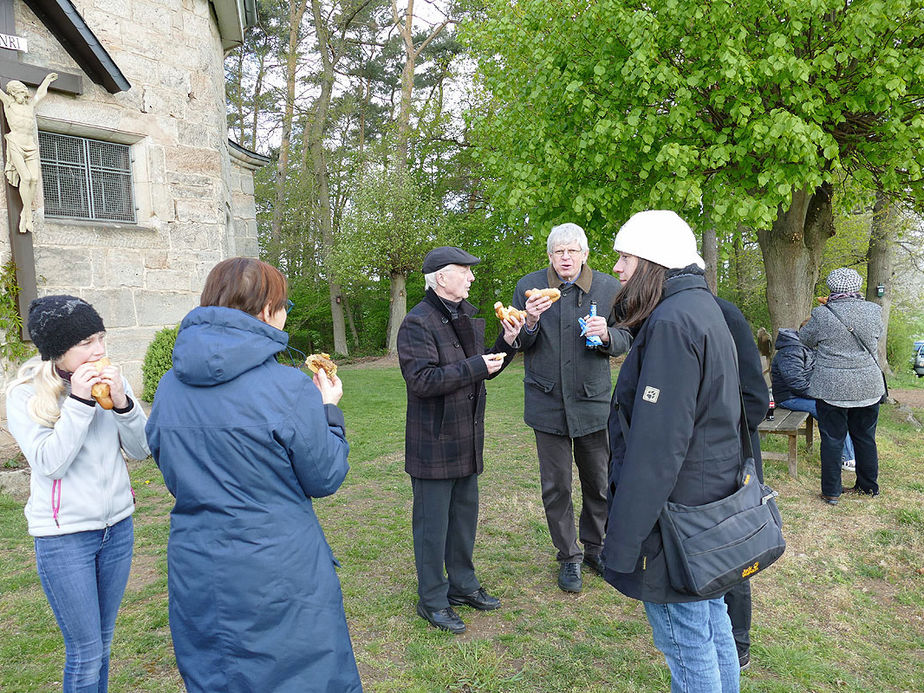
[88,358,114,409]
[305,353,338,378]
[494,302,527,322]
[525,288,561,303]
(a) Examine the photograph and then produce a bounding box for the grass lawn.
[1,359,923,691]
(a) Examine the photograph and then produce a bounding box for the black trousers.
[816,400,880,497]
[724,580,751,658]
[411,474,481,610]
[534,429,608,563]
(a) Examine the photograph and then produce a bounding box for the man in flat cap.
[397,246,524,633]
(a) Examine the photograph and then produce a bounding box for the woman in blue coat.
[146,258,361,693]
[604,211,741,692]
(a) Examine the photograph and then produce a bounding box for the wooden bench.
[758,408,814,478]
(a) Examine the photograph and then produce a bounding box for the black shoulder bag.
[825,304,888,405]
[617,392,786,598]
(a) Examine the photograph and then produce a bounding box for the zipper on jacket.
[51,479,61,527]
[642,555,647,570]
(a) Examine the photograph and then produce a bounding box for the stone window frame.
[35,117,155,231]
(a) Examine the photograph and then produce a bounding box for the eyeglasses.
[286,299,294,314]
[551,248,584,258]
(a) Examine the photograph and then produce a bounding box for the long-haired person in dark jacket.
[603,211,741,692]
[799,267,884,505]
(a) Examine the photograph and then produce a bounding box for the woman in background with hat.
[800,267,884,505]
[603,211,741,692]
[5,295,150,692]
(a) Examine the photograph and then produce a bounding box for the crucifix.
[0,0,82,336]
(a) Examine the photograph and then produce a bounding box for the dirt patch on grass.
[891,388,924,409]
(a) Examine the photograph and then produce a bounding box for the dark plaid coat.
[398,289,516,479]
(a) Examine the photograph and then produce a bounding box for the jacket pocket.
[581,376,612,400]
[524,372,555,394]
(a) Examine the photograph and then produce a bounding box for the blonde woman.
[5,295,149,693]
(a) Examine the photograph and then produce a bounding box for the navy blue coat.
[603,270,742,603]
[771,327,814,404]
[146,307,361,693]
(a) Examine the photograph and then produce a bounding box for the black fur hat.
[28,295,105,361]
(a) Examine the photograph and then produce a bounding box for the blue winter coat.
[770,327,814,404]
[146,306,362,693]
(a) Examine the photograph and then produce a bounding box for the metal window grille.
[38,131,135,223]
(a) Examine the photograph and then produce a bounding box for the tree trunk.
[701,224,717,293]
[309,0,348,355]
[386,271,408,354]
[866,190,895,374]
[732,231,743,306]
[343,295,360,350]
[757,184,833,339]
[270,1,309,259]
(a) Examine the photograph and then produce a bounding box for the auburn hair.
[612,258,666,329]
[200,257,288,317]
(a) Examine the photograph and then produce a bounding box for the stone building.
[0,0,266,392]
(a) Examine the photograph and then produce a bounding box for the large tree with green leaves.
[464,0,924,332]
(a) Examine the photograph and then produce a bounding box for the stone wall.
[0,0,261,395]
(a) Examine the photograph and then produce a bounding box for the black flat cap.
[422,246,481,273]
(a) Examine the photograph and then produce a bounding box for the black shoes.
[820,494,839,505]
[739,651,751,670]
[845,485,880,497]
[583,553,606,577]
[416,603,466,634]
[558,561,582,593]
[448,587,501,611]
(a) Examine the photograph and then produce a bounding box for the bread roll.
[88,358,114,409]
[525,288,561,303]
[305,353,338,378]
[493,302,527,322]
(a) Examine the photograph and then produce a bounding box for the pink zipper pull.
[52,479,61,528]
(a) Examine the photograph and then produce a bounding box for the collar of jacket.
[424,288,477,319]
[661,265,709,299]
[546,263,593,293]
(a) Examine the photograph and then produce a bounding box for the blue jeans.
[34,517,134,693]
[815,401,880,497]
[644,598,740,693]
[778,398,854,461]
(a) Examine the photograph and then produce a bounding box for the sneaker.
[841,458,856,472]
[739,651,751,670]
[558,561,582,593]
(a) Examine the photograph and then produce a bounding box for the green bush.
[886,309,924,374]
[141,325,179,402]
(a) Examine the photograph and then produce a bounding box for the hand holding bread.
[494,302,526,322]
[88,358,114,409]
[525,288,561,303]
[305,353,337,379]
[305,353,342,405]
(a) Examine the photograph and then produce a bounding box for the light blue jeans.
[778,397,855,461]
[34,517,134,693]
[644,597,740,693]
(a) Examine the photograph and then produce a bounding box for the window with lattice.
[38,131,135,223]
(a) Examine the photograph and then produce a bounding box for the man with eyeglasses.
[510,223,632,593]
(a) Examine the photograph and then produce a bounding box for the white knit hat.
[612,210,705,270]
